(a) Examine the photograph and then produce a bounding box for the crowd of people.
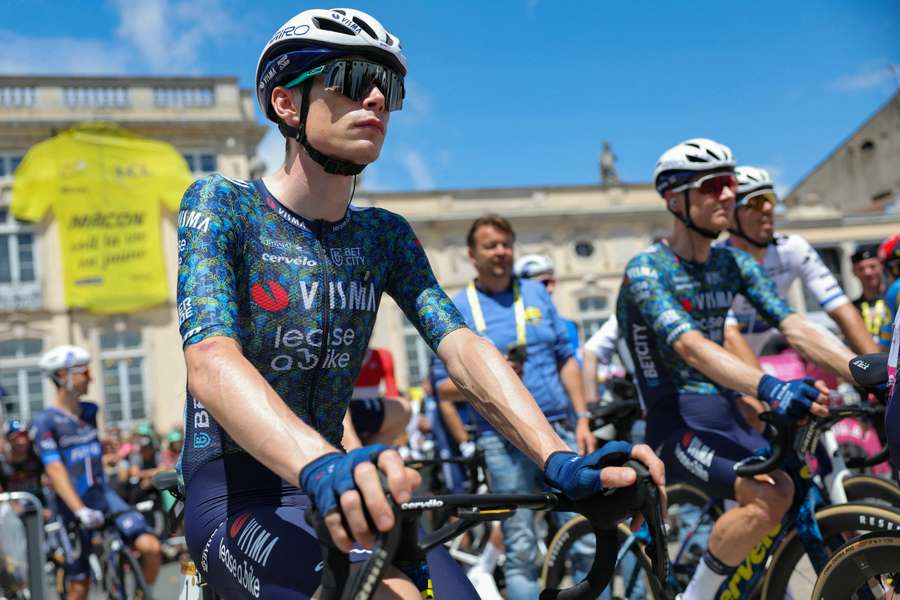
[0,4,898,599]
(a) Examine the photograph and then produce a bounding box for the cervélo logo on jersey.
[229,512,279,567]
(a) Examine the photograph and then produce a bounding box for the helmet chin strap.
[279,80,367,176]
[728,209,770,248]
[668,190,721,240]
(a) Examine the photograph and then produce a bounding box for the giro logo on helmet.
[251,281,290,312]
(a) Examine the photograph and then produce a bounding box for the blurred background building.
[1,75,898,432]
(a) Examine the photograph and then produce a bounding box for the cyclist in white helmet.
[721,165,878,362]
[617,138,854,600]
[33,345,161,599]
[176,7,664,599]
[514,253,581,354]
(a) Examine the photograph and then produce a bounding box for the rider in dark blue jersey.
[32,345,160,600]
[617,138,856,600]
[178,7,665,599]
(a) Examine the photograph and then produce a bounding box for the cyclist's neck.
[728,234,767,262]
[667,223,715,263]
[474,274,512,295]
[52,392,82,418]
[262,148,355,222]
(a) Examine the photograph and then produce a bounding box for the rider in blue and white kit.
[617,138,856,600]
[32,345,160,600]
[177,8,665,599]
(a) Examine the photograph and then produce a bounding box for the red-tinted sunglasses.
[672,173,738,197]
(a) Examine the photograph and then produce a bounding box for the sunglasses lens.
[323,60,404,111]
[742,191,777,210]
[699,175,737,195]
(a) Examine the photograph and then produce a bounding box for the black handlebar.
[307,459,668,600]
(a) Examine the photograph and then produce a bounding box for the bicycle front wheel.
[810,531,900,599]
[843,474,900,509]
[116,549,152,600]
[762,502,900,599]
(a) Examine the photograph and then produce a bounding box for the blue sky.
[2,1,898,193]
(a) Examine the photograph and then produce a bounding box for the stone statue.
[599,141,618,184]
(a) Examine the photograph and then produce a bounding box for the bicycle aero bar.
[306,459,668,600]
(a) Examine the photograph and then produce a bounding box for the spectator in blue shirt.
[432,214,595,600]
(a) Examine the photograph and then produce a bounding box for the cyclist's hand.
[75,507,104,529]
[300,445,421,553]
[544,440,633,500]
[459,440,477,458]
[757,375,827,421]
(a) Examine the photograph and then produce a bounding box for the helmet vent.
[686,155,707,164]
[331,9,347,15]
[313,17,356,36]
[352,16,378,40]
[705,149,721,160]
[385,33,394,46]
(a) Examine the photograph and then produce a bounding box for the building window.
[100,330,147,425]
[0,338,44,421]
[182,152,218,174]
[574,240,595,258]
[860,140,875,153]
[0,86,36,108]
[0,154,24,178]
[153,87,215,108]
[401,315,432,387]
[63,86,129,108]
[803,246,844,313]
[0,208,40,311]
[578,295,609,340]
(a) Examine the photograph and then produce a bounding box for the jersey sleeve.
[732,248,794,328]
[880,281,900,350]
[622,254,698,345]
[177,176,242,347]
[584,316,618,365]
[31,413,61,466]
[385,213,467,352]
[789,236,849,311]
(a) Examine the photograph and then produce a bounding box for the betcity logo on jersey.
[630,324,659,386]
[193,397,211,449]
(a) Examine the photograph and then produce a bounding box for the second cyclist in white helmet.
[720,165,878,360]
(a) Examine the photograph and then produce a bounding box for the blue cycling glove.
[299,444,387,515]
[543,440,633,500]
[757,374,819,421]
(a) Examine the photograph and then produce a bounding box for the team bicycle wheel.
[540,518,660,599]
[115,547,152,600]
[810,530,900,600]
[843,474,900,509]
[762,503,900,598]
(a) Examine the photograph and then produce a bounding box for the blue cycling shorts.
[349,398,386,438]
[184,453,478,599]
[54,485,152,581]
[647,394,768,500]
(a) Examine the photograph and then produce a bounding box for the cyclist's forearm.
[437,329,569,465]
[44,461,85,512]
[723,323,762,369]
[829,302,880,355]
[779,313,853,381]
[582,351,600,403]
[185,337,335,486]
[437,399,470,444]
[673,330,764,397]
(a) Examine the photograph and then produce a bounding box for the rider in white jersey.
[722,166,879,359]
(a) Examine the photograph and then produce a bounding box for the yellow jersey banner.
[11,123,194,314]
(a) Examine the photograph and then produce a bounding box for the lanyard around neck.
[467,279,527,347]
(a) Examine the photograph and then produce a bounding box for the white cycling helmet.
[514,254,555,279]
[735,166,775,196]
[255,8,406,124]
[40,345,90,379]
[653,138,736,195]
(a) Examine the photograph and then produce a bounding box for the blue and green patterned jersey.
[616,242,793,412]
[176,174,466,485]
